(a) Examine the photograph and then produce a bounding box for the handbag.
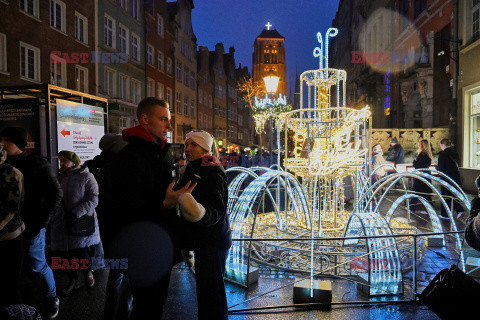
[66,203,95,236]
[419,264,480,319]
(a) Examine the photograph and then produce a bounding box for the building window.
[75,12,88,44]
[75,65,88,93]
[146,78,155,97]
[104,68,116,96]
[0,33,6,73]
[166,57,173,75]
[474,0,480,41]
[157,14,164,36]
[203,114,208,130]
[176,125,183,141]
[119,74,129,100]
[157,51,164,71]
[183,66,189,86]
[414,0,427,19]
[50,0,66,32]
[131,79,141,103]
[166,87,172,109]
[119,0,128,11]
[176,92,182,114]
[131,0,139,20]
[176,61,182,81]
[131,33,140,61]
[184,96,189,116]
[50,54,66,87]
[198,112,203,128]
[157,82,164,99]
[119,117,129,130]
[119,25,128,54]
[104,15,115,48]
[190,71,195,89]
[147,44,154,65]
[470,89,480,168]
[20,42,40,81]
[190,99,195,119]
[19,0,39,18]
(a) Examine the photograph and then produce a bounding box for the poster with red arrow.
[56,99,105,163]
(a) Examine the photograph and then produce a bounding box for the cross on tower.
[265,22,272,30]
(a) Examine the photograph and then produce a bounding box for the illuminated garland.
[252,98,292,133]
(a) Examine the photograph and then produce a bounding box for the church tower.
[252,23,287,96]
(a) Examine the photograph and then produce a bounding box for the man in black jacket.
[386,137,405,165]
[437,138,463,218]
[0,127,62,319]
[100,98,195,320]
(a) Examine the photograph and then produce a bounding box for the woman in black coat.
[174,130,231,320]
[410,139,433,213]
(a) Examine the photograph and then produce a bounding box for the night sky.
[191,0,340,97]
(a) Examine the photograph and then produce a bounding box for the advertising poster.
[0,98,41,155]
[56,99,105,163]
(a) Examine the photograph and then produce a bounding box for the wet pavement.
[20,191,478,319]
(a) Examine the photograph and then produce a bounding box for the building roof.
[256,29,285,39]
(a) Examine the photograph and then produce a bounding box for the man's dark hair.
[137,97,169,120]
[440,138,452,147]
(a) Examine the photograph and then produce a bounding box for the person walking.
[410,140,433,213]
[437,138,463,219]
[176,130,232,320]
[371,144,387,183]
[0,144,25,307]
[99,98,195,320]
[0,127,62,319]
[386,137,405,165]
[51,150,102,295]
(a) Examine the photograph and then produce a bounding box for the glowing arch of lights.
[343,212,403,296]
[359,169,471,271]
[225,167,311,286]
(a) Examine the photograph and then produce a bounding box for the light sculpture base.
[465,257,480,278]
[224,264,259,287]
[426,235,445,247]
[293,279,332,307]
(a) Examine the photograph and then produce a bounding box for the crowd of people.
[371,137,465,219]
[0,97,231,320]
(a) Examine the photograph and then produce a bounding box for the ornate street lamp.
[263,75,279,95]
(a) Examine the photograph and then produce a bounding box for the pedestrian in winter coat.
[386,137,405,165]
[99,98,195,320]
[437,138,463,218]
[410,140,433,212]
[176,130,232,320]
[0,144,25,306]
[51,150,101,295]
[82,133,128,179]
[371,144,387,182]
[465,175,480,250]
[0,127,62,319]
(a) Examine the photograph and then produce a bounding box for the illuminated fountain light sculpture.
[225,28,471,299]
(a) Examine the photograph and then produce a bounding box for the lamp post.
[263,74,279,166]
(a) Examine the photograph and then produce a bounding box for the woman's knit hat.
[58,150,81,166]
[185,131,214,154]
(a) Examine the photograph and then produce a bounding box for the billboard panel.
[0,98,41,155]
[56,99,105,163]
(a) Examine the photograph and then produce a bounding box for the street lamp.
[263,75,280,95]
[263,74,279,166]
